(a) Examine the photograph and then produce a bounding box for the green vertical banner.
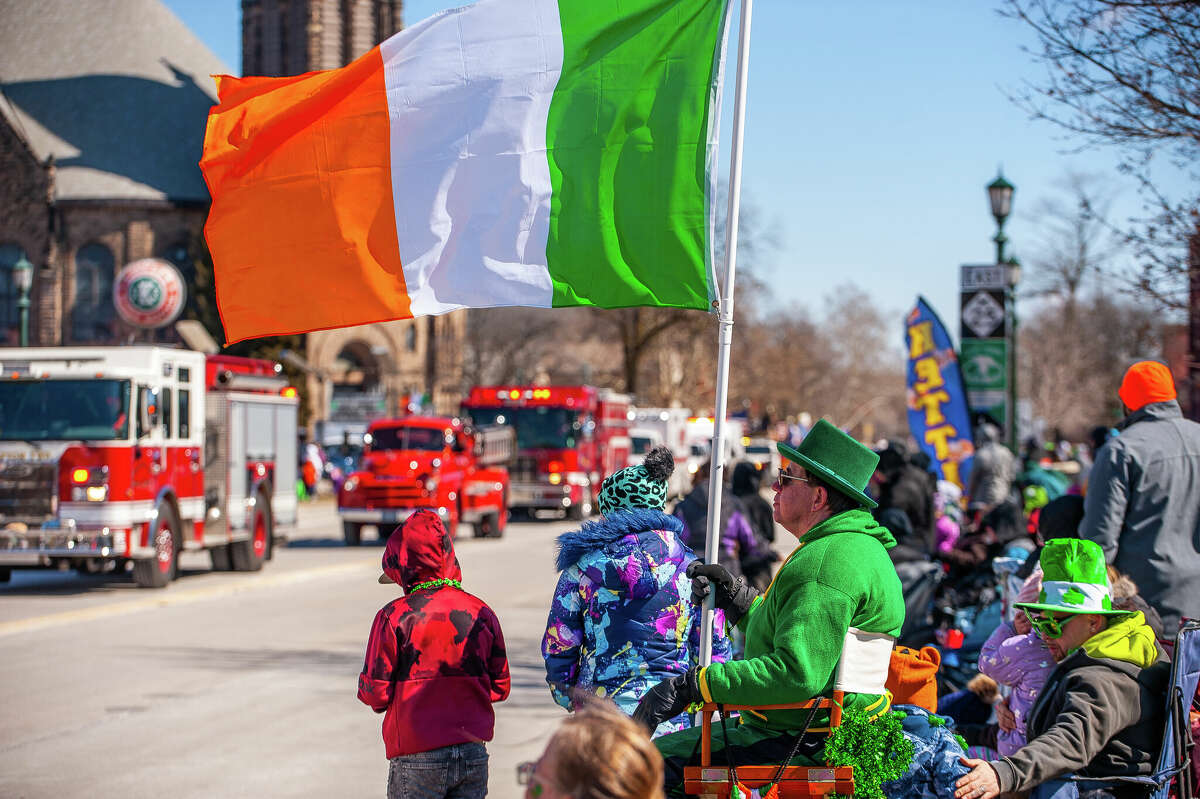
[960,338,1008,428]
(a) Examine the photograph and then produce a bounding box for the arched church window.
[0,243,28,345]
[162,241,194,285]
[71,242,116,342]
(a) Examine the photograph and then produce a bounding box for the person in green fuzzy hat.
[633,419,906,796]
[956,538,1170,799]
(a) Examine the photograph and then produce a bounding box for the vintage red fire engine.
[337,416,513,545]
[461,386,631,519]
[0,347,298,588]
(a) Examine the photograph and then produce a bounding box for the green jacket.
[699,508,905,731]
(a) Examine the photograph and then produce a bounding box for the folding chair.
[1064,619,1200,799]
[682,690,855,798]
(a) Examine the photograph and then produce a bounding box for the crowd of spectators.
[354,359,1197,799]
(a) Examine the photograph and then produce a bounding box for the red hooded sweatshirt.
[358,509,510,757]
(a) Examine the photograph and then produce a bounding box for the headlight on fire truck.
[342,476,359,493]
[70,466,110,502]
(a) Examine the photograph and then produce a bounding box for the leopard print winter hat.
[596,445,674,515]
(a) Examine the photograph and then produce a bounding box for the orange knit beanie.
[1119,361,1176,412]
[886,645,941,713]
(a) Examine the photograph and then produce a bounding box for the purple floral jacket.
[978,621,1056,756]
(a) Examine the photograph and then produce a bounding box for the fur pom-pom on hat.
[642,446,675,482]
[966,673,999,705]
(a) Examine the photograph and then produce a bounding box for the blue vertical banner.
[905,296,974,488]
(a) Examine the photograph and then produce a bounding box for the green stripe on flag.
[546,0,726,309]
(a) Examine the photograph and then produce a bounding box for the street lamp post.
[987,174,1014,263]
[987,173,1018,451]
[12,254,33,347]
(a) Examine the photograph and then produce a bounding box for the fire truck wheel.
[343,522,363,546]
[567,489,592,522]
[232,499,271,571]
[133,503,181,588]
[473,511,503,539]
[209,545,233,571]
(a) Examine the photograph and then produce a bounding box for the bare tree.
[461,307,561,386]
[726,286,906,439]
[587,306,708,396]
[1002,0,1200,310]
[1025,172,1121,321]
[1021,292,1162,435]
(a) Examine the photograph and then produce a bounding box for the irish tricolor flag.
[201,0,731,343]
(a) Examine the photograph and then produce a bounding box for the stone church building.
[0,0,465,433]
[0,0,225,348]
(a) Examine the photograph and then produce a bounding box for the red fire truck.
[337,416,513,545]
[461,386,631,519]
[0,347,298,588]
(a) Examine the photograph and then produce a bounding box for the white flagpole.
[699,0,753,669]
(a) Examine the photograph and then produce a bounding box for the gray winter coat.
[966,425,1015,510]
[1081,400,1200,634]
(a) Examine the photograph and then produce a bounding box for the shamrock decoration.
[1061,586,1087,606]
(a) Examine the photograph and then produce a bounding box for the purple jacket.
[978,621,1056,756]
[673,484,769,577]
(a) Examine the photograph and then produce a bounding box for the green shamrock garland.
[823,708,914,798]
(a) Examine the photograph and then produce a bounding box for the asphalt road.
[0,499,573,798]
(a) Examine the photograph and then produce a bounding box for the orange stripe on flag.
[200,47,411,343]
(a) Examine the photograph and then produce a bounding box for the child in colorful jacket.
[542,447,730,736]
[358,509,510,799]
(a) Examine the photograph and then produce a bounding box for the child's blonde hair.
[547,698,665,799]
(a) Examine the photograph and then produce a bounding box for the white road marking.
[0,560,377,639]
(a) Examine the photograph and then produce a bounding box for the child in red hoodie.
[358,509,510,799]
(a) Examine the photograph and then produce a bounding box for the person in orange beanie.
[881,644,971,798]
[1079,360,1200,636]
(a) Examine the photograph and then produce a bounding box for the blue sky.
[165,0,1150,332]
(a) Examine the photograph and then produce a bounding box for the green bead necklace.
[408,578,462,593]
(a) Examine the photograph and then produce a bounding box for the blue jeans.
[1032,779,1125,799]
[387,742,489,799]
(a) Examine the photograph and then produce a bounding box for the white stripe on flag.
[380,0,563,316]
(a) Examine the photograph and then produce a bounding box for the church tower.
[242,0,403,76]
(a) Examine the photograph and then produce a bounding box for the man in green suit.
[634,419,906,795]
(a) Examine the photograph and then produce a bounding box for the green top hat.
[776,419,879,509]
[1014,539,1131,617]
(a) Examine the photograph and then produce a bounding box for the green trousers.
[654,715,826,798]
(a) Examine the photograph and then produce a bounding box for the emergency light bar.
[214,370,289,392]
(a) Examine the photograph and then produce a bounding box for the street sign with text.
[960,264,1007,291]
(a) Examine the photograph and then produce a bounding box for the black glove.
[632,668,702,732]
[686,560,759,626]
